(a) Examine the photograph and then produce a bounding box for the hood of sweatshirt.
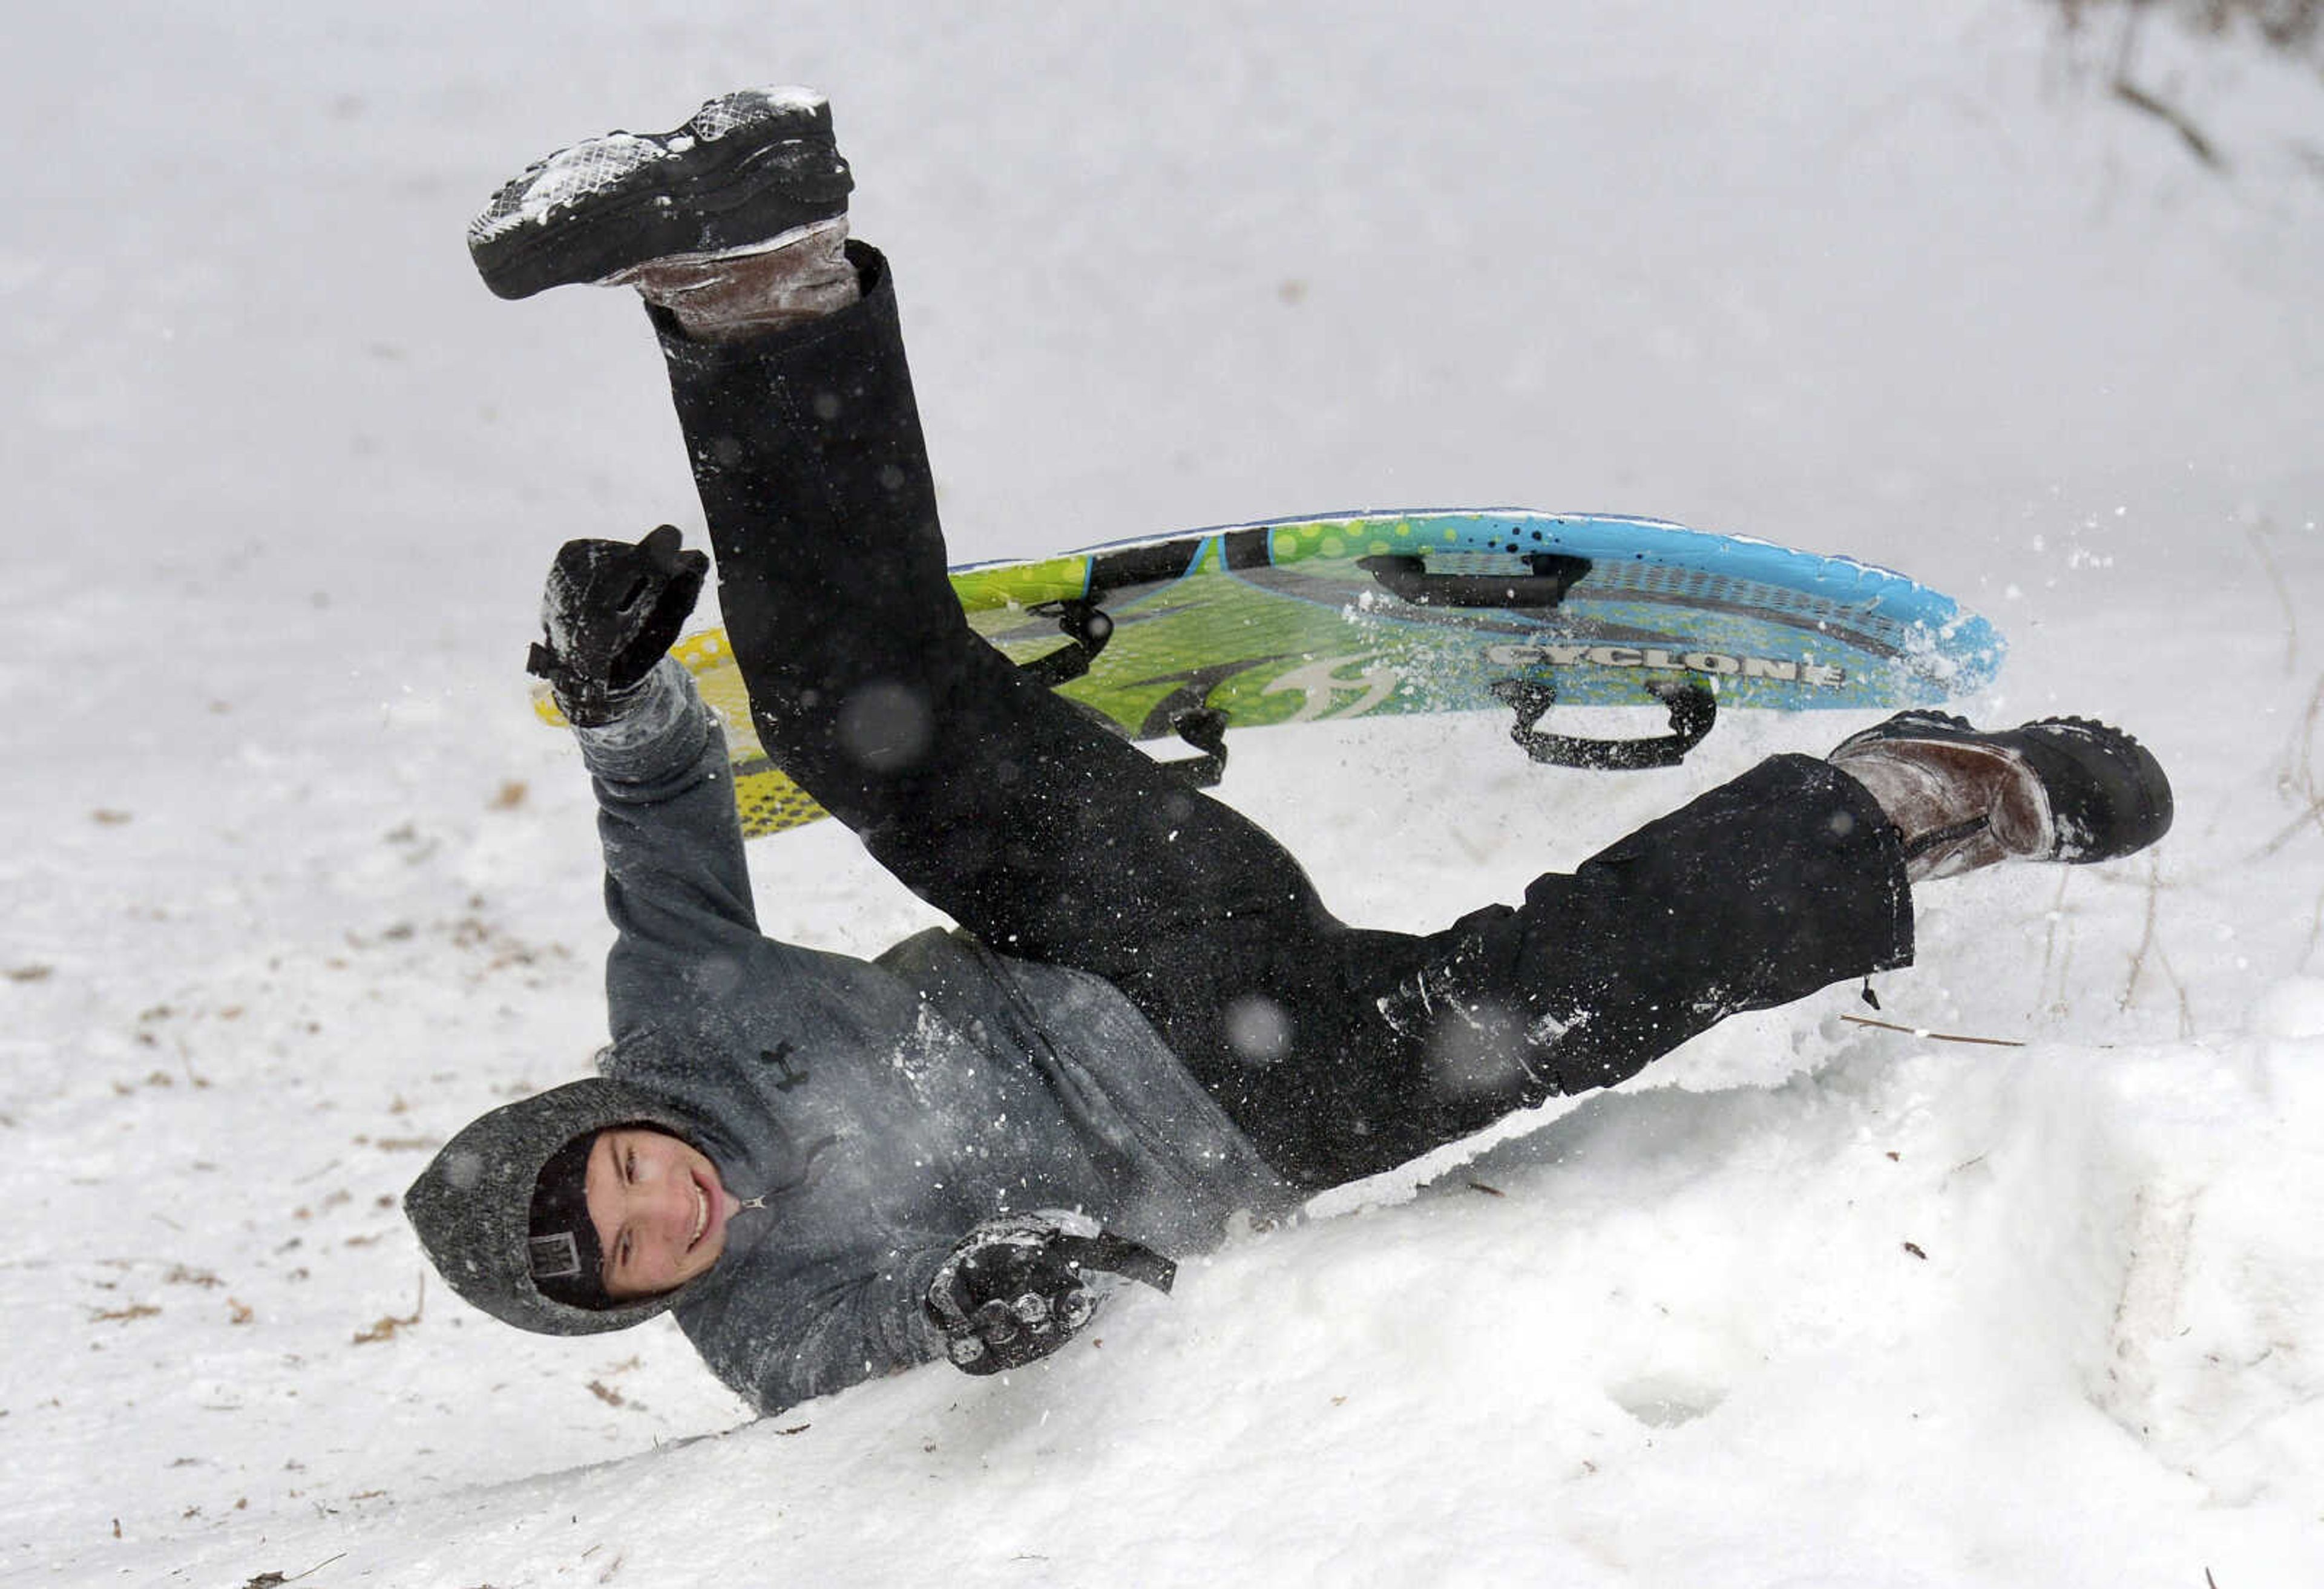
[402,1076,717,1337]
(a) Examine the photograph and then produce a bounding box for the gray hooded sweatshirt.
[406,660,1295,1415]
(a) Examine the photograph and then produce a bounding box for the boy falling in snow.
[405,89,2171,1415]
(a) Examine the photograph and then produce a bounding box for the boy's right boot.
[1828,711,2173,881]
[467,86,858,339]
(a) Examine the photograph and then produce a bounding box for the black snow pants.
[652,244,1914,1190]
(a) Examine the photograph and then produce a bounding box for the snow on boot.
[1828,711,2172,881]
[467,86,853,301]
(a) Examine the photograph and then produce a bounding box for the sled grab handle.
[1359,552,1592,609]
[1491,676,1717,770]
[1017,597,1115,687]
[1012,600,1226,785]
[1161,706,1229,788]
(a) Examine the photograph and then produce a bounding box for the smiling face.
[584,1127,737,1300]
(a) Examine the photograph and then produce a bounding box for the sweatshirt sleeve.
[573,657,761,1035]
[689,1236,959,1417]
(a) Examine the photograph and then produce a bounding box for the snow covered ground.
[4,2,2320,1584]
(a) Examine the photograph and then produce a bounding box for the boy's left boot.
[468,87,861,341]
[1828,711,2172,881]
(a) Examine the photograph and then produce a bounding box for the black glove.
[924,1211,1177,1375]
[527,524,709,726]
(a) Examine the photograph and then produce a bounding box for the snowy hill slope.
[3,2,2320,1585]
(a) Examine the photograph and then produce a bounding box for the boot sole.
[469,94,852,300]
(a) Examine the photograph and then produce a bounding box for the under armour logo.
[764,1042,810,1092]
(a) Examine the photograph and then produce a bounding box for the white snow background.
[4,2,2321,1585]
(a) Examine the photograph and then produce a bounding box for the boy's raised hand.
[528,524,709,726]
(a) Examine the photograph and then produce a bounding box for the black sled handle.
[1359,552,1592,609]
[1017,598,1115,687]
[1014,597,1232,790]
[1161,706,1228,788]
[1492,675,1717,770]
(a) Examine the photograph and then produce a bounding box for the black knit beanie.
[527,1131,611,1308]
